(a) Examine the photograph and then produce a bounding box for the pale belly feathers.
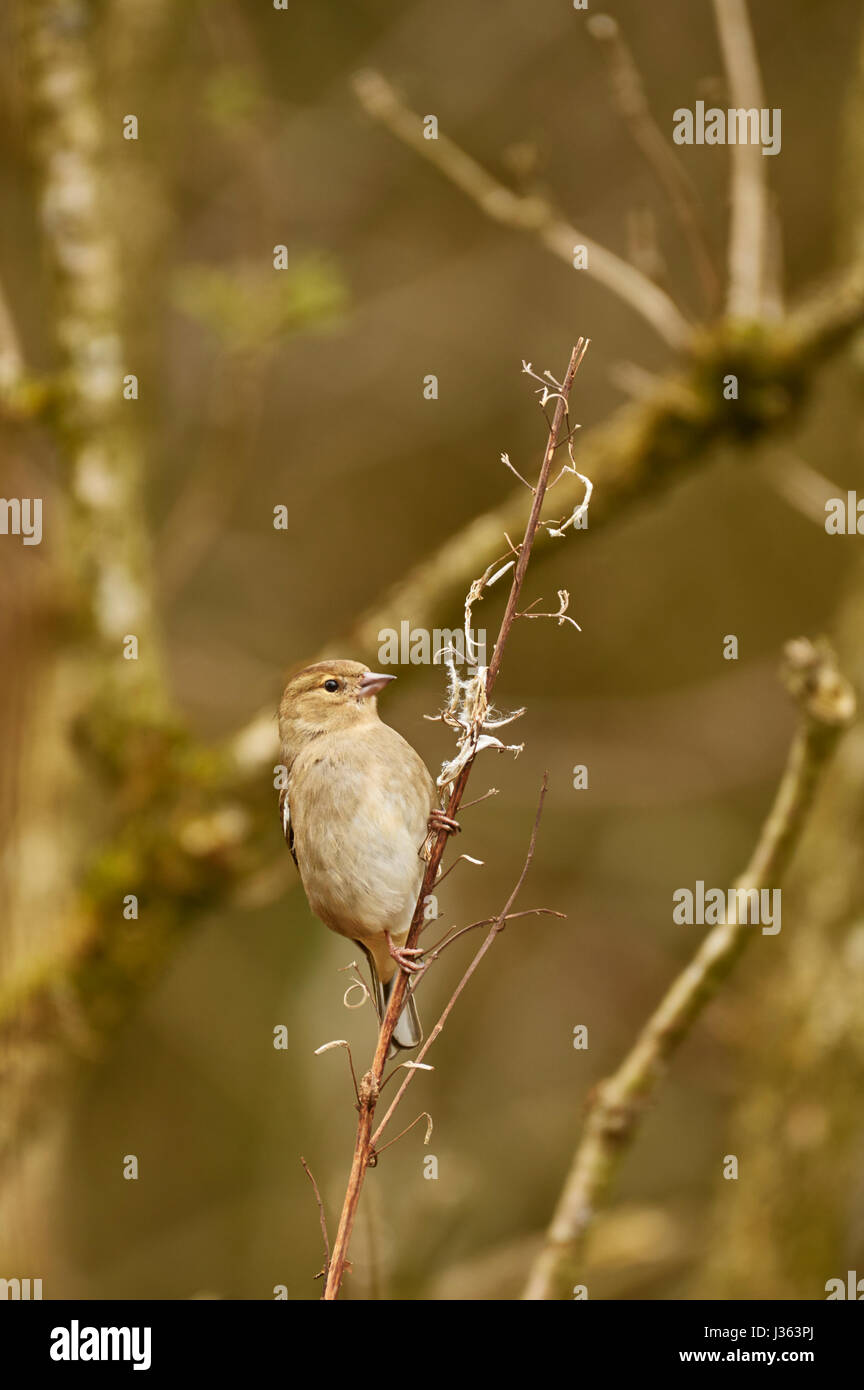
[289,724,435,952]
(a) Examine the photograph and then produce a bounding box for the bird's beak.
[358,671,396,699]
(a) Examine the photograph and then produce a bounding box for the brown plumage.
[278,659,435,1053]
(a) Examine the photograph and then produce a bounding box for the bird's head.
[278,659,396,753]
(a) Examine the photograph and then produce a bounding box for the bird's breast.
[288,727,434,944]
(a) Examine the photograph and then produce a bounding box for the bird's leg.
[428,808,461,836]
[385,930,425,973]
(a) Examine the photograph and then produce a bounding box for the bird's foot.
[385,931,425,974]
[428,808,461,836]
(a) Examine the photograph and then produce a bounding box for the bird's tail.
[381,972,422,1056]
[361,946,422,1058]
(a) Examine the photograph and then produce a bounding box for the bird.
[278,659,457,1055]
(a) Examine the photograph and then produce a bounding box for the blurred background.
[1,0,864,1300]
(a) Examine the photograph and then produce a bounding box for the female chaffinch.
[279,659,445,1053]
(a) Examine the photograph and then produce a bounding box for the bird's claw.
[428,808,461,836]
[385,931,425,974]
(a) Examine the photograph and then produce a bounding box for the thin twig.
[501,452,535,491]
[459,788,500,812]
[300,1156,331,1281]
[522,638,855,1300]
[373,1111,433,1159]
[486,339,589,688]
[713,0,772,317]
[423,907,565,960]
[352,70,693,351]
[587,14,721,312]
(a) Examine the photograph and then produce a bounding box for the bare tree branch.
[713,0,772,317]
[587,14,721,312]
[523,638,855,1300]
[352,70,694,352]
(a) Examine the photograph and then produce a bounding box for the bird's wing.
[279,785,298,867]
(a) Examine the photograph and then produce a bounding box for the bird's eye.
[323,679,339,693]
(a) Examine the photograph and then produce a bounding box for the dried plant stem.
[372,778,549,1149]
[300,1157,330,1279]
[322,344,588,1301]
[522,639,855,1300]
